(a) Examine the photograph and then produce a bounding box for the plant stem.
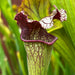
[25,42,53,75]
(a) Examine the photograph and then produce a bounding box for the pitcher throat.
[25,42,53,75]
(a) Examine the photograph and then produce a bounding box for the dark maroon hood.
[15,12,57,45]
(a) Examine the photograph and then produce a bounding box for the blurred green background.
[0,0,75,75]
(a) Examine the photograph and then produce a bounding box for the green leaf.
[47,19,63,33]
[50,28,75,72]
[0,40,6,75]
[0,40,12,75]
[18,0,49,20]
[52,51,65,73]
[48,0,75,72]
[64,62,75,75]
[0,0,28,75]
[0,22,11,39]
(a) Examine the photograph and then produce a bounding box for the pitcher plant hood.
[15,6,67,45]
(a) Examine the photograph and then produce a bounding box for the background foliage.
[0,0,75,75]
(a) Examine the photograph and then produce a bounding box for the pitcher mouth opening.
[20,30,58,45]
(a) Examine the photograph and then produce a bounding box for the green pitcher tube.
[25,42,53,75]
